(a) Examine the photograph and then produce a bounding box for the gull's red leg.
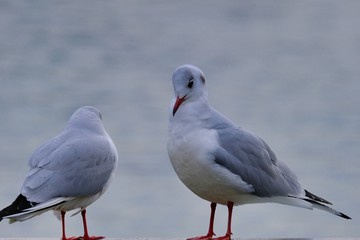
[60,209,104,240]
[213,202,234,240]
[81,209,104,240]
[61,211,67,240]
[187,202,217,240]
[61,211,80,240]
[61,211,82,240]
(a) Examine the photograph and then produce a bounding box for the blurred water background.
[0,0,359,238]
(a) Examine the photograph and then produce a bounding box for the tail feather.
[1,195,72,223]
[0,194,38,222]
[295,189,351,220]
[303,197,351,220]
[305,189,332,205]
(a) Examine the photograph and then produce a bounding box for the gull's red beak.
[173,95,187,116]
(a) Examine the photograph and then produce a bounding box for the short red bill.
[173,95,187,116]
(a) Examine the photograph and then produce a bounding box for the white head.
[67,106,104,132]
[171,64,207,116]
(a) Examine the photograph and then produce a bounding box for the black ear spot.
[200,74,206,83]
[187,77,194,88]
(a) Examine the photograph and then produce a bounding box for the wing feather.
[213,124,302,197]
[22,132,116,203]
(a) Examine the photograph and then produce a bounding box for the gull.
[0,106,118,240]
[167,64,351,240]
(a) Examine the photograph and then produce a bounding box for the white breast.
[168,125,254,205]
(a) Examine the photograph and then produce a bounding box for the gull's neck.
[169,94,213,129]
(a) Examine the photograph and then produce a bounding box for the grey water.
[0,0,359,238]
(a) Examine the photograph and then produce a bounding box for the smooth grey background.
[0,0,359,238]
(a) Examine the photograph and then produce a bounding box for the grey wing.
[22,134,117,203]
[214,126,302,197]
[27,135,64,169]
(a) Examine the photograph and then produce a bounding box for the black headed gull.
[0,106,118,240]
[167,64,351,240]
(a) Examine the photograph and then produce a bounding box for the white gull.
[167,64,350,240]
[0,106,118,240]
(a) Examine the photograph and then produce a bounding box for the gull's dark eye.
[187,78,194,88]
